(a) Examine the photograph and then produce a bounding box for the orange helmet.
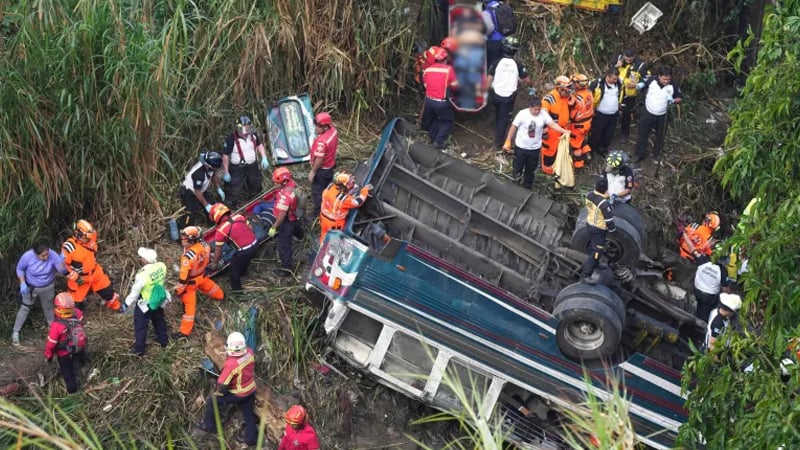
[555,75,573,96]
[571,73,589,89]
[440,37,458,53]
[180,226,202,243]
[433,47,449,62]
[315,112,332,127]
[285,405,307,426]
[704,212,721,231]
[209,203,230,224]
[74,220,96,243]
[334,172,354,189]
[54,292,75,318]
[272,167,293,184]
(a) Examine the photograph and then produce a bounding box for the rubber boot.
[11,331,20,346]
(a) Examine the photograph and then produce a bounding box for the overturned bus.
[306,119,701,448]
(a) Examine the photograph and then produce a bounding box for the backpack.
[489,2,516,36]
[58,318,88,355]
[148,283,168,310]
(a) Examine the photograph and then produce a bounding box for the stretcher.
[266,93,316,166]
[448,2,488,112]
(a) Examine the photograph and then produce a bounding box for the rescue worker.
[694,248,730,321]
[503,97,570,189]
[124,247,170,356]
[44,292,86,393]
[580,177,616,284]
[486,36,534,149]
[278,405,321,450]
[416,37,459,84]
[482,0,514,67]
[612,49,647,142]
[680,212,720,262]
[541,76,573,175]
[269,168,304,277]
[421,47,459,150]
[588,68,622,158]
[705,293,742,352]
[209,203,258,291]
[13,240,66,346]
[634,66,683,163]
[179,150,225,228]
[568,73,594,168]
[319,173,372,245]
[307,112,338,223]
[196,332,257,446]
[221,116,270,209]
[604,151,635,204]
[61,220,122,312]
[175,226,224,338]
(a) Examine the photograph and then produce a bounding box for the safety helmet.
[432,47,449,62]
[704,212,721,231]
[209,203,231,224]
[501,36,520,54]
[285,404,307,426]
[555,76,573,96]
[606,151,624,171]
[74,220,96,243]
[54,292,75,319]
[225,331,247,356]
[719,293,742,312]
[315,112,332,127]
[440,37,459,53]
[200,150,223,169]
[571,73,590,89]
[272,167,293,184]
[237,115,254,136]
[180,226,202,243]
[334,172,354,189]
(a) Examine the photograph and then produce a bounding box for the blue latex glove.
[222,172,231,183]
[268,227,278,238]
[527,87,536,96]
[636,82,645,90]
[666,96,674,105]
[216,188,225,201]
[610,193,618,203]
[204,204,212,213]
[20,282,28,295]
[119,303,128,314]
[260,156,270,170]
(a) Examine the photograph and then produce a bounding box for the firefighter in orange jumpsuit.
[541,76,573,175]
[568,73,594,169]
[680,212,720,261]
[319,172,372,244]
[174,226,224,338]
[61,220,122,312]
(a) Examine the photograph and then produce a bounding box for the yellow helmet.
[334,172,354,189]
[74,220,96,243]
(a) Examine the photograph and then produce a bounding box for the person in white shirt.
[705,293,741,352]
[588,68,622,158]
[694,253,730,321]
[503,97,569,189]
[634,66,683,163]
[487,36,533,149]
[221,115,270,208]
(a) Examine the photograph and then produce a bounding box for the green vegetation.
[679,1,800,448]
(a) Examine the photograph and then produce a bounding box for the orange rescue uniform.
[541,89,572,174]
[61,237,120,310]
[319,184,370,244]
[177,240,224,336]
[569,88,594,168]
[680,223,714,261]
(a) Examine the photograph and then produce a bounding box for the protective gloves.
[119,303,129,314]
[610,193,618,203]
[666,95,674,105]
[268,227,278,238]
[19,282,28,296]
[222,172,231,183]
[204,204,212,213]
[503,139,513,153]
[527,87,536,97]
[216,188,225,201]
[260,156,270,170]
[636,82,645,90]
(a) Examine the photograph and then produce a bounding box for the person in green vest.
[124,247,170,357]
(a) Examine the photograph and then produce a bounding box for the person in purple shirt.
[13,240,66,346]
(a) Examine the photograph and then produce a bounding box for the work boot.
[11,331,20,346]
[170,332,188,341]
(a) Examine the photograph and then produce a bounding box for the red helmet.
[433,47,449,62]
[440,37,458,53]
[209,203,230,224]
[54,292,75,318]
[272,167,293,184]
[315,112,332,127]
[285,405,307,425]
[74,219,96,243]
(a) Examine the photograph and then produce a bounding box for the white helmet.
[226,332,247,356]
[720,293,742,312]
